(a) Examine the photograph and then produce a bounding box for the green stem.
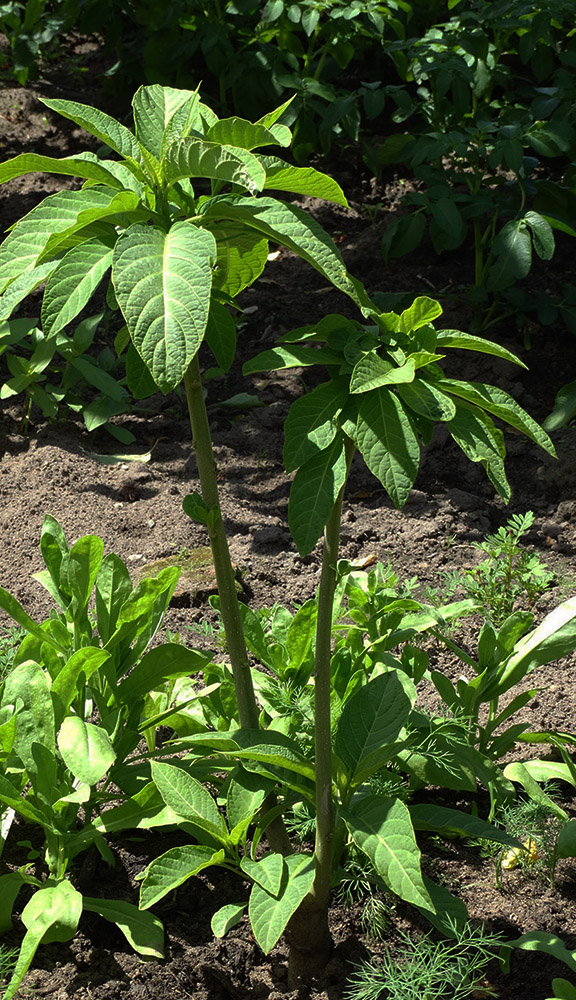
[287,437,354,984]
[183,356,259,730]
[183,355,292,857]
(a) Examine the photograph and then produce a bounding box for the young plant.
[0,517,223,999]
[440,511,554,626]
[0,86,560,985]
[427,596,576,789]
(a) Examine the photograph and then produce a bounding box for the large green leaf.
[410,804,522,847]
[397,379,456,421]
[490,597,576,700]
[2,881,82,1000]
[288,435,348,556]
[37,190,143,264]
[139,844,225,909]
[151,760,229,842]
[206,117,283,151]
[284,378,349,472]
[199,196,370,312]
[241,853,284,895]
[0,151,127,189]
[335,672,415,782]
[163,138,266,192]
[205,299,237,371]
[435,330,526,367]
[0,262,57,321]
[492,219,532,279]
[344,795,433,911]
[117,643,211,702]
[398,296,443,333]
[132,85,201,157]
[2,661,55,772]
[83,897,164,957]
[66,533,104,614]
[57,717,115,786]
[0,189,130,293]
[350,354,415,393]
[447,401,510,501]
[41,237,115,335]
[50,648,111,728]
[356,389,420,507]
[211,222,269,297]
[248,853,315,953]
[259,155,348,205]
[41,98,143,163]
[437,379,555,456]
[112,222,216,393]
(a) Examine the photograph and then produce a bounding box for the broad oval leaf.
[350,354,415,393]
[151,760,228,841]
[343,795,433,912]
[112,222,216,393]
[57,717,115,785]
[284,378,349,472]
[335,671,415,781]
[42,237,115,335]
[288,435,348,556]
[206,117,282,151]
[0,151,126,189]
[164,138,265,193]
[356,389,420,508]
[248,853,315,953]
[139,844,225,909]
[435,329,526,367]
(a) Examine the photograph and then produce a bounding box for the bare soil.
[1,43,576,1000]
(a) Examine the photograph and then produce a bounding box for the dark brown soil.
[1,44,576,1000]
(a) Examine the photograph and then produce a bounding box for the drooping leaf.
[139,844,225,909]
[112,222,216,393]
[83,897,164,957]
[435,330,526,367]
[410,804,522,846]
[438,379,555,456]
[344,795,433,911]
[356,389,420,507]
[42,237,115,335]
[248,853,315,953]
[205,299,237,371]
[447,401,510,501]
[288,435,348,556]
[284,378,349,472]
[200,196,371,312]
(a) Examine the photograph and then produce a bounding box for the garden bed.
[1,48,576,1000]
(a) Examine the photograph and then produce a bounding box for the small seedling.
[439,512,554,625]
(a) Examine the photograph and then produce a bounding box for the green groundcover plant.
[0,84,575,991]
